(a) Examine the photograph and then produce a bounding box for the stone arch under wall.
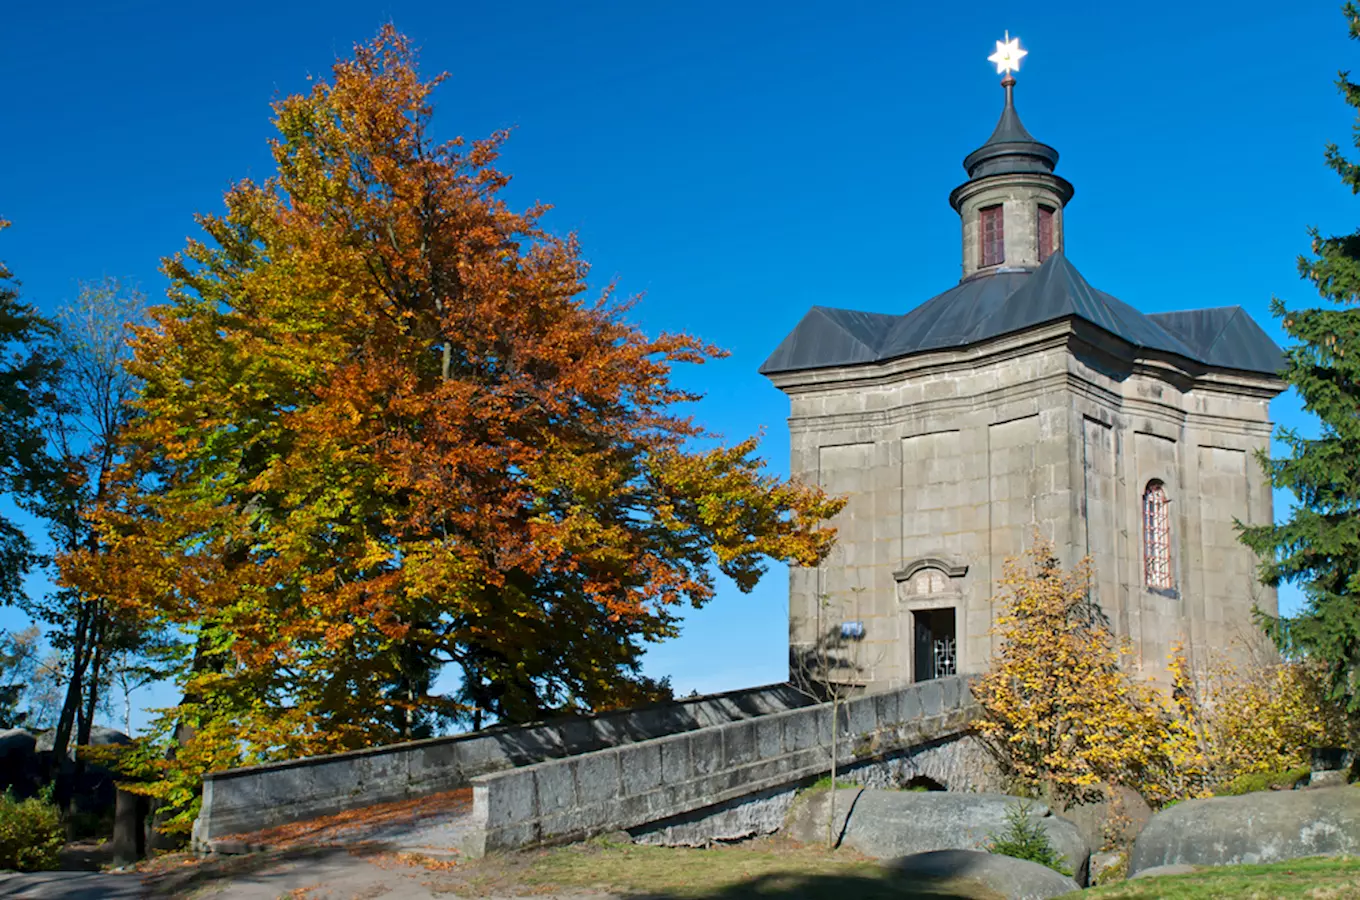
[841,732,1004,794]
[894,558,968,683]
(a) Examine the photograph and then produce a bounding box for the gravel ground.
[0,790,524,900]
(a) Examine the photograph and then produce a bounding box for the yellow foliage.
[1173,645,1346,784]
[972,536,1211,807]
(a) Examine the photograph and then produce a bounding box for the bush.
[972,538,1209,808]
[1179,653,1347,783]
[985,801,1073,877]
[0,790,63,872]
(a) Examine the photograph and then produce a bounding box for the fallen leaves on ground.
[219,787,473,850]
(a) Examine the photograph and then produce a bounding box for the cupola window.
[979,205,1004,268]
[1038,205,1055,261]
[1143,480,1173,590]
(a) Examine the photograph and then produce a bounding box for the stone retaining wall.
[195,681,813,842]
[458,675,980,856]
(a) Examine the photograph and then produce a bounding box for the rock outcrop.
[887,849,1080,900]
[1130,786,1360,875]
[785,788,1089,885]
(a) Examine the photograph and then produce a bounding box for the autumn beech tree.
[62,28,842,821]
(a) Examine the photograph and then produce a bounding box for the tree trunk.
[50,603,95,817]
[827,695,838,850]
[67,626,106,818]
[79,618,104,746]
[112,788,147,866]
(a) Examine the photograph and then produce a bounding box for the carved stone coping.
[893,557,969,582]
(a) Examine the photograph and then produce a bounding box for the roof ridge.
[1200,307,1258,360]
[809,307,887,357]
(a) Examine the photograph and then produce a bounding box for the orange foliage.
[61,27,842,830]
[221,788,473,850]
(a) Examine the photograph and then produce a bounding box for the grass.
[131,837,1360,899]
[1073,855,1360,899]
[1211,766,1313,797]
[449,844,1360,900]
[444,838,1007,899]
[803,776,860,792]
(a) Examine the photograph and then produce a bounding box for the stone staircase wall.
[195,681,814,842]
[459,675,980,857]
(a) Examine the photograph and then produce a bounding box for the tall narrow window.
[979,205,1004,268]
[1038,205,1055,262]
[1143,480,1173,589]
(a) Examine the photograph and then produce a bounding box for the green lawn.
[454,842,1360,899]
[1071,855,1360,899]
[457,839,1006,898]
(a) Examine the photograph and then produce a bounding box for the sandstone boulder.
[785,789,1089,885]
[887,849,1080,900]
[34,725,130,754]
[782,787,864,847]
[1057,785,1152,850]
[0,728,42,796]
[1130,786,1360,875]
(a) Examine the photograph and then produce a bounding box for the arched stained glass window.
[1143,480,1173,589]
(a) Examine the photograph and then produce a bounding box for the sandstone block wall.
[458,675,979,857]
[194,681,813,842]
[774,320,1280,693]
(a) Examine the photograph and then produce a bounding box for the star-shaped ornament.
[987,31,1026,75]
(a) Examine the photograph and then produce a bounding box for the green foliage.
[804,776,858,792]
[984,801,1073,877]
[0,221,60,608]
[0,626,39,728]
[1213,766,1312,796]
[1240,3,1360,724]
[0,789,63,872]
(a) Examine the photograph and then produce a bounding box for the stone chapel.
[762,67,1286,692]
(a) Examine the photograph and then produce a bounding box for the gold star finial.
[987,31,1027,76]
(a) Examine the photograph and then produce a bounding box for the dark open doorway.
[913,607,957,682]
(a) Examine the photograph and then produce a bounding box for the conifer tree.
[0,221,59,604]
[1240,3,1360,718]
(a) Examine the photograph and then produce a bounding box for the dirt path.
[207,787,479,855]
[0,795,1001,899]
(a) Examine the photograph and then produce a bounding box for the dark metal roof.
[1148,307,1287,375]
[962,79,1061,180]
[759,253,1286,377]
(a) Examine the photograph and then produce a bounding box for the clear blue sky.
[0,1,1354,731]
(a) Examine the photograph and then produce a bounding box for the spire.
[961,72,1060,180]
[949,33,1074,280]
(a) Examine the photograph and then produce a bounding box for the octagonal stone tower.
[762,75,1286,694]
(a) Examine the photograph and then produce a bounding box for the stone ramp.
[196,681,813,844]
[461,675,986,856]
[204,787,477,856]
[195,676,987,863]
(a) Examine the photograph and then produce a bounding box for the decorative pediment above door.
[893,557,968,606]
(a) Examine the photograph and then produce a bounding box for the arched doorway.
[894,559,968,682]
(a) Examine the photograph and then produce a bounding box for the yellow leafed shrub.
[972,537,1211,807]
[1172,646,1346,785]
[0,790,63,872]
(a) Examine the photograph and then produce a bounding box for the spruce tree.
[1241,3,1360,718]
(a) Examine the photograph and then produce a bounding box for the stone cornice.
[948,170,1075,213]
[787,368,1275,440]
